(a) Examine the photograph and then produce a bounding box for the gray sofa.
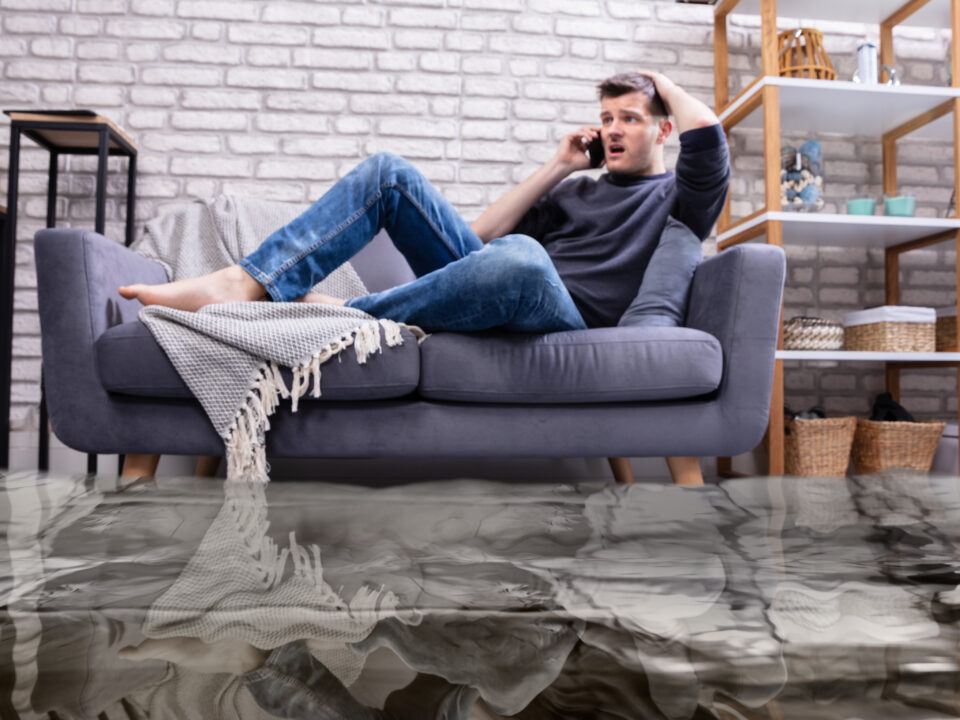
[34,228,785,462]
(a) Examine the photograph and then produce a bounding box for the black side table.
[2,110,138,473]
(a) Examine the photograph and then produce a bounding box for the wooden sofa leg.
[607,457,634,485]
[666,456,703,486]
[121,453,160,478]
[194,455,222,478]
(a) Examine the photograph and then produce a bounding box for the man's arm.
[470,125,600,243]
[640,69,720,134]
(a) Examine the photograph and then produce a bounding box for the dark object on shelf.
[870,392,916,423]
[3,110,138,473]
[784,405,826,435]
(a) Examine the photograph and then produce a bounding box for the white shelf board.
[778,350,960,361]
[719,211,960,248]
[720,77,960,140]
[727,0,951,28]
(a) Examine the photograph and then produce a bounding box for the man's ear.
[655,118,673,145]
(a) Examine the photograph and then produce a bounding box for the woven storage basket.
[783,317,844,350]
[778,28,836,80]
[844,322,935,352]
[936,310,957,351]
[851,418,946,473]
[785,416,857,476]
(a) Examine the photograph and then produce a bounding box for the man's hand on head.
[635,68,719,134]
[635,69,676,116]
[556,125,603,172]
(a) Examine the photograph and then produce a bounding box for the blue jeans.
[239,152,587,333]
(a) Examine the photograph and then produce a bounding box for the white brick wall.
[0,0,957,440]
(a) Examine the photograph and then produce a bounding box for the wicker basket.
[778,28,836,81]
[844,321,935,352]
[936,313,957,351]
[783,317,844,350]
[785,416,857,476]
[851,418,946,473]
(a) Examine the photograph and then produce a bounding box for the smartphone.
[587,136,605,168]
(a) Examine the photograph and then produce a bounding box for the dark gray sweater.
[512,124,730,328]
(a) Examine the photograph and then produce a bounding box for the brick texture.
[0,0,957,434]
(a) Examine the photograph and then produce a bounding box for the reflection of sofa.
[35,228,785,462]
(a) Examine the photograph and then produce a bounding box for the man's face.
[599,91,671,176]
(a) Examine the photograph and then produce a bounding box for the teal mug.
[846,198,876,215]
[884,196,915,216]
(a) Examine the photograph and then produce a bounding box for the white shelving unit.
[714,0,960,475]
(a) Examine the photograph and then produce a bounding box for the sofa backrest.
[349,229,417,293]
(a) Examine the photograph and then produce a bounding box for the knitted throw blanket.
[132,195,425,483]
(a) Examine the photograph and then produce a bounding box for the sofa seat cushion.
[418,327,722,403]
[95,320,421,400]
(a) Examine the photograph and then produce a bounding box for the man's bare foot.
[118,264,266,311]
[294,291,346,306]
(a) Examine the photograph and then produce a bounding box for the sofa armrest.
[35,228,168,342]
[685,244,786,447]
[34,228,195,453]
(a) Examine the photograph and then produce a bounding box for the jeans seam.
[269,190,384,281]
[390,181,464,261]
[238,258,284,302]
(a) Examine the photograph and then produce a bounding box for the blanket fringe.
[224,318,422,484]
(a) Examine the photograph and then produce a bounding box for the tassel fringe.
[223,481,401,620]
[224,319,421,484]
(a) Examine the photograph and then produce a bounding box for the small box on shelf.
[842,306,936,353]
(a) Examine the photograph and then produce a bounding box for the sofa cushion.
[418,326,722,403]
[95,320,421,400]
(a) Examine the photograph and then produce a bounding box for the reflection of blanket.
[142,481,411,688]
[132,195,425,482]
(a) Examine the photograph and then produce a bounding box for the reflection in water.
[0,471,959,719]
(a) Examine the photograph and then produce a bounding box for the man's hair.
[596,72,667,118]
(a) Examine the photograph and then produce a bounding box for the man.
[118,70,729,483]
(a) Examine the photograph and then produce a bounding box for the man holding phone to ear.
[472,70,728,331]
[471,70,729,485]
[119,70,728,484]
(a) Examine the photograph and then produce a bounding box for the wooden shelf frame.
[714,0,960,476]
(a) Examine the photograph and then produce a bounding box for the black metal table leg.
[95,128,108,235]
[125,153,136,247]
[1,127,20,471]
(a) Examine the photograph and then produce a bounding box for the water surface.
[1,471,959,719]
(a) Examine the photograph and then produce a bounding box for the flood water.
[2,470,960,719]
